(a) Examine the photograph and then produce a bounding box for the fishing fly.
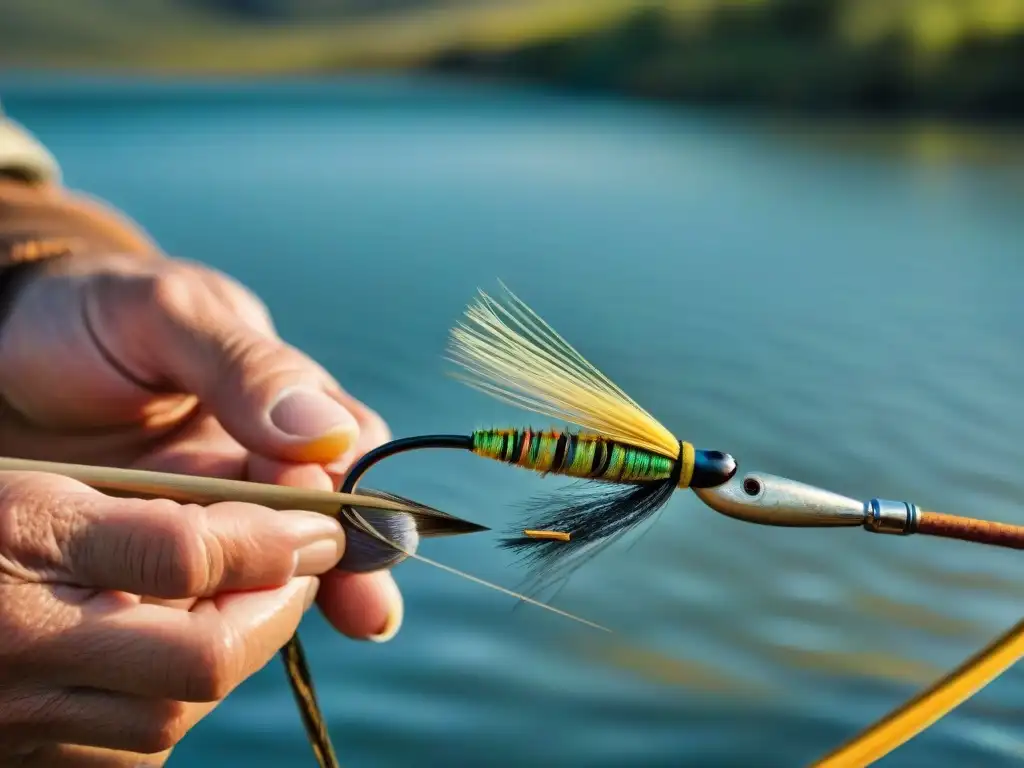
[318,284,736,597]
[446,284,737,585]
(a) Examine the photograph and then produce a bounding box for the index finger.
[67,497,345,598]
[0,471,345,597]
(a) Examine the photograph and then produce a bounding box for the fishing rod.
[284,283,1024,768]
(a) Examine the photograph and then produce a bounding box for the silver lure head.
[692,470,868,528]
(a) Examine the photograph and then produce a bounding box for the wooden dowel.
[0,456,416,517]
[916,509,1024,550]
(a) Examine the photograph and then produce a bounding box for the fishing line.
[813,617,1024,766]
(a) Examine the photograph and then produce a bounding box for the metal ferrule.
[692,471,868,528]
[863,498,918,535]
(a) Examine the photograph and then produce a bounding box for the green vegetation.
[0,0,643,73]
[1,0,1021,120]
[429,0,1024,120]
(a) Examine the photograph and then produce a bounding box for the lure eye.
[690,449,738,488]
[743,477,763,496]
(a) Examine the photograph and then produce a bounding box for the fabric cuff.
[0,114,61,186]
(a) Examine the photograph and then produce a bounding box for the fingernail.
[294,539,342,576]
[367,577,404,644]
[270,387,359,441]
[303,578,320,612]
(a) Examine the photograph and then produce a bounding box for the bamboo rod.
[0,456,418,517]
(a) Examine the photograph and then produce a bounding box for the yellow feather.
[447,283,680,459]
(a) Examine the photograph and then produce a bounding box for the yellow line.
[813,617,1024,766]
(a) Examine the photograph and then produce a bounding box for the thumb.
[86,265,361,465]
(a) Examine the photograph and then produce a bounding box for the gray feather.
[337,509,420,572]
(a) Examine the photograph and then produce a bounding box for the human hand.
[0,470,345,765]
[0,184,402,761]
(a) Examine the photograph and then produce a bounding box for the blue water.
[4,75,1024,766]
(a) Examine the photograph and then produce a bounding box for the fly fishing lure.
[447,285,737,581]
[321,285,736,586]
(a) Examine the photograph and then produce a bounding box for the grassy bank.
[0,0,644,74]
[428,0,1024,121]
[1,0,1021,121]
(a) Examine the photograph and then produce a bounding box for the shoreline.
[3,68,1022,138]
[3,1,1022,129]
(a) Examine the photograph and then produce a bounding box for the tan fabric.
[0,180,162,269]
[0,99,160,272]
[0,101,60,186]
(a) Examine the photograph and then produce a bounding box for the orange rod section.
[916,510,1024,550]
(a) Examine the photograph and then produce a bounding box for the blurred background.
[3,1,1024,766]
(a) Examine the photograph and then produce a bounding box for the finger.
[316,569,403,643]
[69,498,342,597]
[172,258,277,338]
[130,408,249,481]
[13,743,170,767]
[84,265,368,465]
[323,392,391,476]
[40,576,319,700]
[139,595,198,611]
[0,472,343,596]
[246,453,334,492]
[244,456,404,642]
[133,416,245,613]
[1,687,216,757]
[133,422,330,613]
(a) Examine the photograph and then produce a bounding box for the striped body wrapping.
[471,428,689,486]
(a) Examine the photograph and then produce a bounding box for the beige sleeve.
[0,100,161,277]
[0,101,164,331]
[0,100,61,185]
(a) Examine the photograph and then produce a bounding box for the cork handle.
[916,510,1024,550]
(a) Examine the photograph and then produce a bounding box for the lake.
[3,74,1024,767]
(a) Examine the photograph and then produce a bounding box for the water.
[3,74,1024,766]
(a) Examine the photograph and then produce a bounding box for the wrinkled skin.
[0,194,401,765]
